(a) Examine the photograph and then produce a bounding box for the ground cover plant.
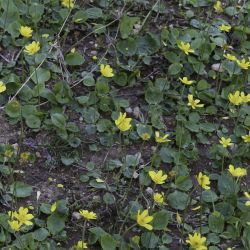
[0,0,249,249]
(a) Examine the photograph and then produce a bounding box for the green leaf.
[51,113,66,128]
[31,68,50,84]
[208,211,224,233]
[141,232,159,248]
[218,174,239,195]
[29,3,44,23]
[103,193,115,205]
[83,107,100,123]
[167,191,190,210]
[33,228,49,241]
[168,63,182,75]
[85,7,103,19]
[65,52,85,66]
[25,115,41,129]
[137,33,160,55]
[100,234,117,250]
[152,210,170,230]
[10,181,33,198]
[201,190,218,203]
[117,38,137,56]
[175,126,191,148]
[145,86,163,104]
[119,15,139,39]
[47,213,66,235]
[5,100,21,118]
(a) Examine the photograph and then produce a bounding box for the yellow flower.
[153,192,164,204]
[240,92,250,103]
[191,206,201,211]
[219,24,231,32]
[61,0,74,8]
[186,232,207,250]
[79,210,97,220]
[0,81,6,93]
[178,41,194,55]
[51,202,57,212]
[20,152,30,161]
[74,240,88,249]
[214,1,223,13]
[19,26,33,38]
[4,149,14,158]
[14,207,34,226]
[228,91,242,105]
[242,131,250,143]
[100,64,114,77]
[92,55,98,60]
[237,58,250,70]
[244,192,250,206]
[8,220,21,231]
[176,212,182,224]
[179,77,194,85]
[115,112,132,132]
[137,209,153,230]
[42,34,49,39]
[71,48,76,53]
[219,137,233,148]
[187,94,204,109]
[131,235,140,245]
[196,172,210,190]
[149,170,168,185]
[141,133,151,141]
[155,131,171,143]
[228,164,247,177]
[24,41,40,55]
[57,184,64,188]
[223,53,237,62]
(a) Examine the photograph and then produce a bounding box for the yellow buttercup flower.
[51,202,57,212]
[219,137,233,148]
[42,34,49,39]
[244,192,250,206]
[178,41,194,55]
[57,183,64,188]
[228,91,242,105]
[176,212,182,224]
[141,133,151,141]
[237,58,250,70]
[228,164,247,177]
[214,1,223,13]
[155,131,169,143]
[61,0,74,8]
[242,131,250,143]
[79,210,97,220]
[186,232,207,250]
[240,92,250,103]
[100,64,114,77]
[8,220,21,231]
[19,26,33,38]
[137,209,153,230]
[219,24,231,32]
[187,94,204,109]
[223,53,237,62]
[155,131,171,143]
[0,81,6,93]
[115,112,132,132]
[149,170,168,185]
[4,149,14,158]
[179,77,194,85]
[20,152,30,162]
[14,207,34,226]
[74,240,88,249]
[196,172,210,190]
[24,41,40,55]
[153,192,164,205]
